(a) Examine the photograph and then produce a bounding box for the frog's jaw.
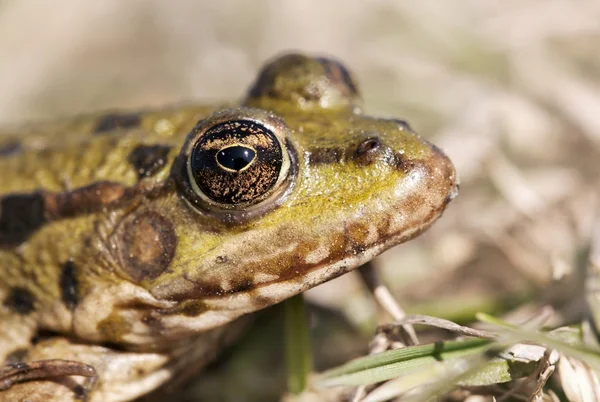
[146,141,457,336]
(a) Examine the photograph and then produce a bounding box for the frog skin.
[0,54,458,401]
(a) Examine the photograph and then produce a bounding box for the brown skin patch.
[3,287,36,315]
[60,260,79,311]
[45,181,127,219]
[93,112,141,134]
[344,221,371,254]
[0,182,145,246]
[0,193,47,246]
[116,210,177,282]
[127,144,172,179]
[306,147,345,164]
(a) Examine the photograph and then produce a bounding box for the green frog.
[0,54,458,401]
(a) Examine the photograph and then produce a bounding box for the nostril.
[355,137,380,154]
[353,137,382,165]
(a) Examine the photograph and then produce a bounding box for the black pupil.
[217,146,256,171]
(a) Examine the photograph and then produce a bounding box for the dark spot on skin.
[353,137,381,165]
[60,260,79,311]
[116,210,177,282]
[351,244,367,254]
[30,330,53,346]
[389,152,415,173]
[0,193,47,246]
[215,255,228,264]
[4,348,29,364]
[98,342,125,352]
[306,147,345,164]
[127,144,172,179]
[0,141,22,157]
[178,301,206,317]
[93,113,141,134]
[0,181,146,247]
[344,222,370,255]
[4,287,36,315]
[49,181,127,218]
[227,279,255,294]
[73,384,87,398]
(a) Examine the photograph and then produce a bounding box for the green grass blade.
[284,294,312,394]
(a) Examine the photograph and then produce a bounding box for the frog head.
[97,54,458,344]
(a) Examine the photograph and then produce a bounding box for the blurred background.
[1,0,599,400]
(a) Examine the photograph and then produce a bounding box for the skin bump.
[3,287,36,315]
[245,53,361,109]
[127,144,172,179]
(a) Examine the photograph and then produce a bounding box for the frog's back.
[0,105,218,194]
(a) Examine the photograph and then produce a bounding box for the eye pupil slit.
[217,146,256,171]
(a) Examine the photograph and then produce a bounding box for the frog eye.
[177,108,296,219]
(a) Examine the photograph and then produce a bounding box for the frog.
[0,53,458,401]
